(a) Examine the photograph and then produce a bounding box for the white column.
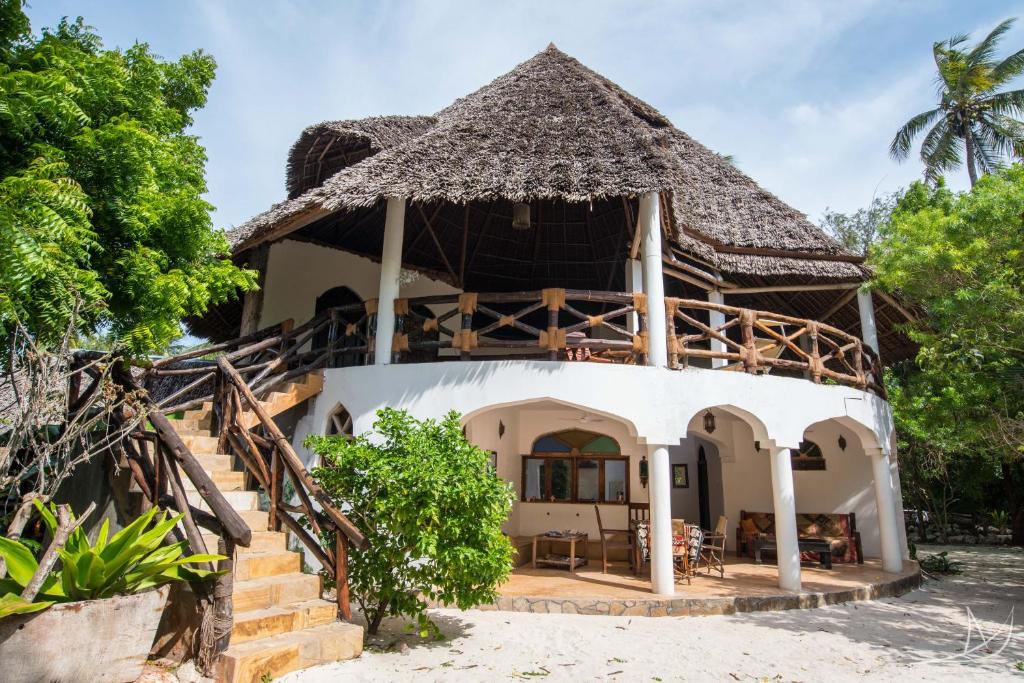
[708,289,727,368]
[647,444,675,596]
[768,446,801,592]
[890,452,910,559]
[625,258,643,334]
[639,192,667,367]
[857,288,879,357]
[374,197,406,366]
[871,452,904,573]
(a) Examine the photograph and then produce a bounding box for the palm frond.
[919,118,962,182]
[890,107,944,160]
[978,113,1024,157]
[969,126,1002,174]
[983,88,1024,116]
[992,47,1024,84]
[966,18,1015,69]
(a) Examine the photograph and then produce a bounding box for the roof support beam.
[235,206,333,253]
[720,282,861,295]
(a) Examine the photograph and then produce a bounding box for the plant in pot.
[0,501,224,683]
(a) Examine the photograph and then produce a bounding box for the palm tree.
[890,18,1024,186]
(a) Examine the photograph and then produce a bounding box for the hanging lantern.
[512,202,531,230]
[703,409,716,434]
[838,435,847,451]
[639,455,649,488]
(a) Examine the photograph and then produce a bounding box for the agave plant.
[0,502,224,619]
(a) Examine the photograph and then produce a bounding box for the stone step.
[232,573,321,612]
[181,469,245,492]
[193,453,235,472]
[216,620,363,683]
[166,418,200,432]
[230,599,337,645]
[234,550,302,582]
[201,530,286,555]
[186,489,259,512]
[236,508,271,530]
[181,434,220,454]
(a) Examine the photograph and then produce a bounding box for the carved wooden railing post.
[739,309,758,374]
[665,297,679,368]
[458,293,477,361]
[336,531,351,622]
[807,321,823,384]
[364,299,377,366]
[393,298,408,364]
[542,288,564,361]
[327,309,339,369]
[269,448,283,532]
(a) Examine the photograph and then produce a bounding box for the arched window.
[522,430,628,504]
[326,404,353,439]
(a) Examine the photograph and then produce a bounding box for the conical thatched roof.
[227,45,864,281]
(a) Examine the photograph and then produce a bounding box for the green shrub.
[918,550,963,575]
[0,502,223,618]
[307,408,514,637]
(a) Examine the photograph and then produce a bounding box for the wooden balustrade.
[396,288,649,364]
[665,297,886,396]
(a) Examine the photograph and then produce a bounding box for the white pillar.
[890,452,910,559]
[871,452,904,573]
[625,258,643,334]
[768,446,801,592]
[708,289,727,368]
[857,288,879,357]
[374,197,405,365]
[639,192,667,367]
[647,444,675,596]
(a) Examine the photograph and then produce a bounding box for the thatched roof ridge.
[315,45,678,210]
[226,45,863,280]
[286,115,436,198]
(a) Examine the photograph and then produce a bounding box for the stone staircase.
[166,373,363,683]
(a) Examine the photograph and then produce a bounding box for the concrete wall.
[259,239,458,329]
[668,437,723,529]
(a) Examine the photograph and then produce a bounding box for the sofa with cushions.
[736,510,863,564]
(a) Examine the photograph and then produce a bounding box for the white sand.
[281,546,1024,682]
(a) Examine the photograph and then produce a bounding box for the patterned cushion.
[739,511,858,563]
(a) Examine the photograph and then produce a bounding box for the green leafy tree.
[871,165,1024,542]
[307,409,514,637]
[890,18,1024,186]
[819,192,899,255]
[0,2,254,352]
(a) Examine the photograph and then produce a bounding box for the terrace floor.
[491,556,921,616]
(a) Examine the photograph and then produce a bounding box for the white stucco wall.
[259,239,458,329]
[292,361,903,560]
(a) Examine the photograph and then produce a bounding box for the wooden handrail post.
[216,355,367,548]
[665,298,678,369]
[269,448,283,532]
[740,309,758,374]
[336,531,352,622]
[808,321,823,384]
[327,309,339,369]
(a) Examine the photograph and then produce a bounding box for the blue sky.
[26,0,1024,230]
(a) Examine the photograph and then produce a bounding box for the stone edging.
[465,569,922,617]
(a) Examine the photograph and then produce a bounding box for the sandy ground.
[279,546,1024,682]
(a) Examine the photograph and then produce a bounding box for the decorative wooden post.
[739,309,758,374]
[269,449,283,532]
[335,530,352,622]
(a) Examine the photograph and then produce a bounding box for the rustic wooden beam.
[720,282,861,295]
[875,289,918,323]
[816,287,860,323]
[113,369,252,547]
[239,244,270,336]
[217,356,367,548]
[234,206,333,253]
[415,203,458,283]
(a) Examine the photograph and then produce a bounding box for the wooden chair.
[594,505,634,574]
[700,515,728,577]
[671,519,704,585]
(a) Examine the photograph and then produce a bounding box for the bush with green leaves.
[0,502,223,619]
[307,408,514,637]
[918,550,964,576]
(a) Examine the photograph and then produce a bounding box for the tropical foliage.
[0,1,254,353]
[819,192,899,255]
[307,409,514,636]
[890,18,1024,186]
[870,166,1024,542]
[0,502,223,618]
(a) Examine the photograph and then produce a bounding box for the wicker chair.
[700,515,728,577]
[594,505,635,574]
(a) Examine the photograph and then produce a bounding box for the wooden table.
[753,536,833,569]
[532,532,589,573]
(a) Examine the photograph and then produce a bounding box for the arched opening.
[326,403,353,439]
[313,286,363,366]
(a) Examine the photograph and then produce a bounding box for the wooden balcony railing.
[666,297,885,396]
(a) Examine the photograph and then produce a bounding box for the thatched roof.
[226,44,865,281]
